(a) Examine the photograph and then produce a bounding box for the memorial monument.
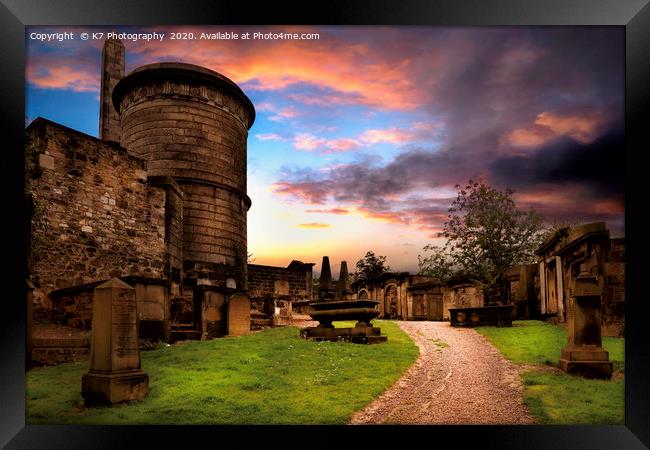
[558,271,613,379]
[300,256,387,344]
[82,278,149,406]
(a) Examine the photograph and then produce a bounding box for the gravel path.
[349,321,536,425]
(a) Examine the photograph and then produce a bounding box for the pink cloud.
[26,59,99,92]
[292,133,361,153]
[505,110,607,148]
[121,26,431,110]
[359,127,416,145]
[305,208,350,214]
[298,223,331,229]
[255,133,285,141]
[269,106,298,122]
[293,133,327,151]
[291,123,432,153]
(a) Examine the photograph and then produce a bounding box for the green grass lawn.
[475,320,624,424]
[27,320,418,425]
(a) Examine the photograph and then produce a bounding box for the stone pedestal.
[558,272,613,379]
[301,298,387,344]
[82,278,149,406]
[301,256,387,344]
[227,294,250,336]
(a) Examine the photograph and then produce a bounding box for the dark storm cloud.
[491,126,625,198]
[272,28,625,233]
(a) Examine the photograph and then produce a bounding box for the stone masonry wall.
[149,176,184,282]
[603,237,625,335]
[114,64,254,286]
[248,264,312,300]
[26,118,167,316]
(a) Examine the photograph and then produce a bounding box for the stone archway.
[358,289,369,300]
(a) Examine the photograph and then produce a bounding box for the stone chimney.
[99,38,124,144]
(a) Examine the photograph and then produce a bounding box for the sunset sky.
[25,26,625,274]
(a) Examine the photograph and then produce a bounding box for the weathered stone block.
[82,278,148,406]
[227,293,250,336]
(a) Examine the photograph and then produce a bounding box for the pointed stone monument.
[301,255,387,344]
[336,261,352,294]
[319,256,334,294]
[82,278,149,406]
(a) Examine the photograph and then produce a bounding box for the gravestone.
[202,291,226,337]
[82,278,149,406]
[559,271,613,379]
[274,279,290,295]
[26,280,34,371]
[227,294,250,336]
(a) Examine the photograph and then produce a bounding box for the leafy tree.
[352,251,391,286]
[417,245,457,282]
[436,180,544,302]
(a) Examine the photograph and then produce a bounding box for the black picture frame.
[1,1,648,448]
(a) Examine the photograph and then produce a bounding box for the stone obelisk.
[99,38,124,144]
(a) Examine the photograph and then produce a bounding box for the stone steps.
[168,330,202,343]
[169,324,202,343]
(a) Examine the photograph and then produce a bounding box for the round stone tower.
[112,63,255,289]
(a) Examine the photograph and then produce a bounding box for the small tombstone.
[227,294,250,336]
[274,279,290,295]
[82,278,149,406]
[559,272,613,379]
[202,291,225,337]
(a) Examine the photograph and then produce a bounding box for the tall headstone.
[227,294,250,336]
[559,271,613,379]
[99,38,124,144]
[82,278,149,406]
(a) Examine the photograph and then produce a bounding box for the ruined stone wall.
[26,119,167,314]
[536,223,624,335]
[248,264,312,300]
[604,238,625,335]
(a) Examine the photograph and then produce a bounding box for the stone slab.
[227,293,250,336]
